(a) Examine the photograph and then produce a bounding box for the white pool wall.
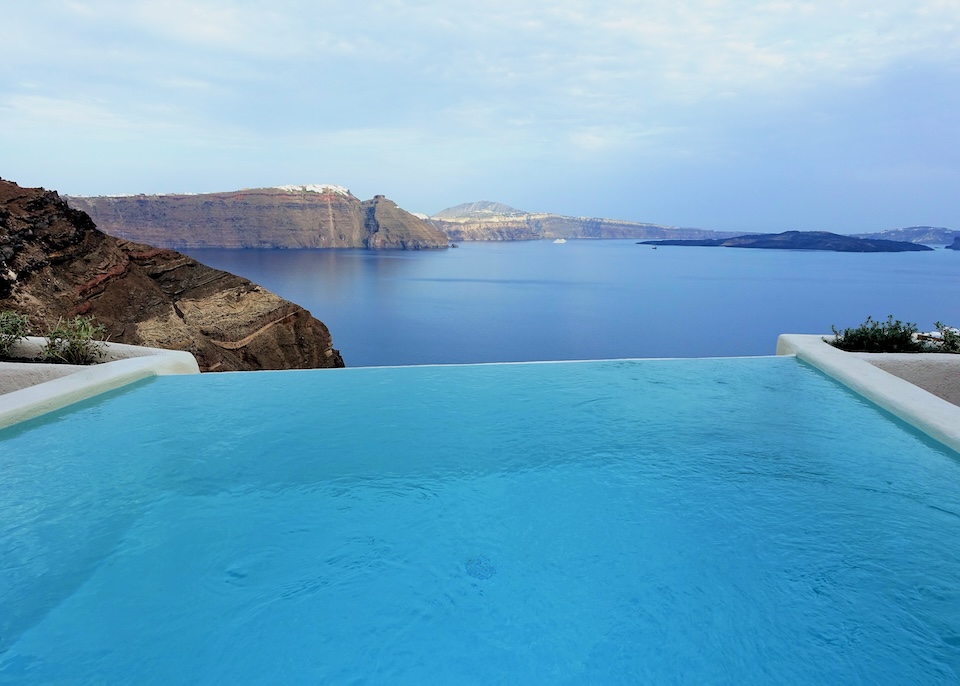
[2,333,959,457]
[0,338,199,429]
[777,334,960,455]
[855,353,960,407]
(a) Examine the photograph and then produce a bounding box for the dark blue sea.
[184,240,959,367]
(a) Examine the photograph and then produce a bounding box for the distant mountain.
[642,231,934,253]
[433,201,528,219]
[947,237,960,251]
[66,186,448,250]
[853,226,960,245]
[429,201,738,242]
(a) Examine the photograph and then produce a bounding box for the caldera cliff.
[65,185,449,250]
[1,178,344,371]
[428,201,740,241]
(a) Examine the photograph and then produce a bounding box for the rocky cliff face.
[362,195,445,249]
[65,185,449,250]
[1,179,344,371]
[429,201,738,241]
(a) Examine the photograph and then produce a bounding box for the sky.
[2,1,959,232]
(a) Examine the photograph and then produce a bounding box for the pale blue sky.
[2,1,958,232]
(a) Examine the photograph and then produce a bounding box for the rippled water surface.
[2,357,960,683]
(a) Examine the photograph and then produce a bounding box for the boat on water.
[553,238,567,244]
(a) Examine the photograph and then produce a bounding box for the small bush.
[0,311,31,358]
[42,316,107,365]
[829,315,924,353]
[932,322,960,353]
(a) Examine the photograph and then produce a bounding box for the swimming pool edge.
[0,347,200,430]
[5,335,958,456]
[777,334,960,455]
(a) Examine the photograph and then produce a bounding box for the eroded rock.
[0,178,344,371]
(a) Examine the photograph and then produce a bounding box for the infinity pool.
[1,357,959,683]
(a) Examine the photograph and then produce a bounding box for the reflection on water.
[184,241,960,367]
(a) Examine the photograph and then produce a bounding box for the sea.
[183,240,959,367]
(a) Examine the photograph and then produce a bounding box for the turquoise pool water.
[1,357,959,683]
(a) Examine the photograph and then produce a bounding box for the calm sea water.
[185,240,959,367]
[2,358,959,683]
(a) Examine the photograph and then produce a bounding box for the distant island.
[428,200,738,242]
[640,231,934,253]
[854,226,960,246]
[948,237,960,251]
[430,200,960,247]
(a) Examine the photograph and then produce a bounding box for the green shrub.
[42,315,107,365]
[932,322,960,353]
[0,311,31,358]
[829,315,924,353]
[830,316,960,354]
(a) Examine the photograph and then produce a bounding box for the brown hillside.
[0,179,344,371]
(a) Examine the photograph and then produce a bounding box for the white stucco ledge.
[0,338,200,430]
[777,334,960,455]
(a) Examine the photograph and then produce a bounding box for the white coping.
[854,352,960,407]
[3,332,958,457]
[777,334,960,455]
[0,338,200,430]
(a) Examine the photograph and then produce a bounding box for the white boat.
[553,238,567,244]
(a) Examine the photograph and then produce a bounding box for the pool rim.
[2,335,959,457]
[776,334,960,455]
[0,339,200,430]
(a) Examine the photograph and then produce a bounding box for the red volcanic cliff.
[1,178,344,371]
[66,185,449,250]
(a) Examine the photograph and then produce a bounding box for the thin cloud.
[1,1,958,230]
